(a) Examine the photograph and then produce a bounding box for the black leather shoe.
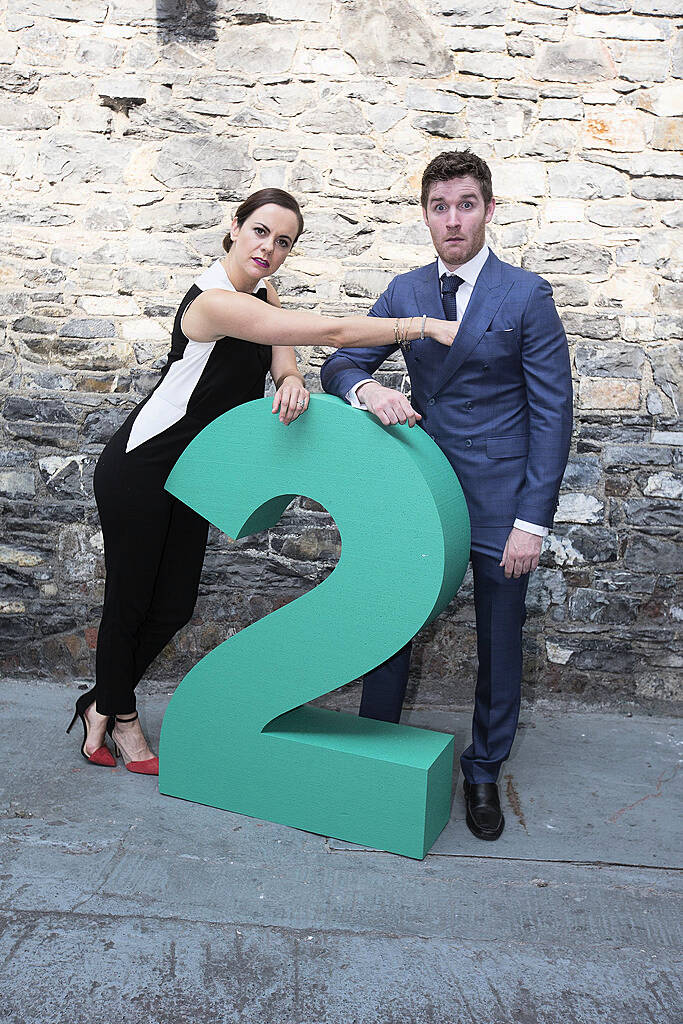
[463,780,504,841]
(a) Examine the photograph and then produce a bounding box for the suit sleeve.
[516,278,573,528]
[320,280,399,400]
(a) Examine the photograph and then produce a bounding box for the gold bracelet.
[275,372,305,390]
[395,315,411,352]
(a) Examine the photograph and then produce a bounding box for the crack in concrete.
[326,846,682,871]
[504,773,528,834]
[608,763,680,824]
[4,904,680,954]
[0,917,38,973]
[68,823,137,914]
[3,829,678,874]
[167,939,177,981]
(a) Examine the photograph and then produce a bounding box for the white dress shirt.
[344,244,547,539]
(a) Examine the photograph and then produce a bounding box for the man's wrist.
[513,519,548,537]
[345,379,375,409]
[356,380,380,399]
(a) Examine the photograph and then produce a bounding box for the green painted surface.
[160,394,470,858]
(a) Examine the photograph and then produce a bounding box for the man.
[321,150,573,841]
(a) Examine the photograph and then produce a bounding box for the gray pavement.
[1,679,681,1024]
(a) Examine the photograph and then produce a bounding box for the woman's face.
[229,203,300,280]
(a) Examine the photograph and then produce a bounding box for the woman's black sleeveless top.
[163,283,271,428]
[122,278,272,459]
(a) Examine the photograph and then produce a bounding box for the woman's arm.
[182,287,457,350]
[267,283,310,425]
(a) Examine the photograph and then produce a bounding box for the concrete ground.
[0,679,680,1024]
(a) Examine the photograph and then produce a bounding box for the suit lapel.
[430,250,511,397]
[412,259,445,320]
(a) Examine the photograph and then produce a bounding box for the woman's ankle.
[87,702,110,724]
[112,716,153,760]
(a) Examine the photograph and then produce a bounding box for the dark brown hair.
[421,150,493,208]
[222,188,304,253]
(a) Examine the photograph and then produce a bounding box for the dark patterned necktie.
[441,274,463,321]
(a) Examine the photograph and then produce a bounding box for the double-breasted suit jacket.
[322,250,573,558]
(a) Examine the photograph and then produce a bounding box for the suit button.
[465,439,472,448]
[428,398,436,406]
[466,401,472,411]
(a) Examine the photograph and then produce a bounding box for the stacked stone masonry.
[0,0,681,711]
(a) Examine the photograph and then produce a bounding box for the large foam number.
[159,395,470,859]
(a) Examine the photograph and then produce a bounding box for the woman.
[67,187,458,775]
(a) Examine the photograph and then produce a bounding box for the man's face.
[422,175,495,270]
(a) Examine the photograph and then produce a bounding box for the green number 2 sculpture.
[160,394,470,859]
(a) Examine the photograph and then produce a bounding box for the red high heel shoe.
[66,689,116,767]
[108,712,159,776]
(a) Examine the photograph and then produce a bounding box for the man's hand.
[356,381,422,428]
[500,527,543,579]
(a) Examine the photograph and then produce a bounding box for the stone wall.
[0,0,681,711]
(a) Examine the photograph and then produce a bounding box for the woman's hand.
[428,318,460,348]
[272,375,310,425]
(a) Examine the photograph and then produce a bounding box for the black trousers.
[359,550,529,784]
[92,414,209,716]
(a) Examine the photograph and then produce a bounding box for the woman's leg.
[131,497,209,686]
[93,426,177,718]
[107,501,208,763]
[91,417,209,763]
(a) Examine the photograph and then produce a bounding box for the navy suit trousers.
[359,550,529,784]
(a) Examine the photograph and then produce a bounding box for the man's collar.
[437,245,489,286]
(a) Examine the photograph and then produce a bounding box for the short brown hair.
[421,150,493,208]
[222,188,304,253]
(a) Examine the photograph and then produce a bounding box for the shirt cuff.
[513,519,549,537]
[345,379,374,410]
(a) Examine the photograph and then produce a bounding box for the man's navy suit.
[321,249,573,783]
